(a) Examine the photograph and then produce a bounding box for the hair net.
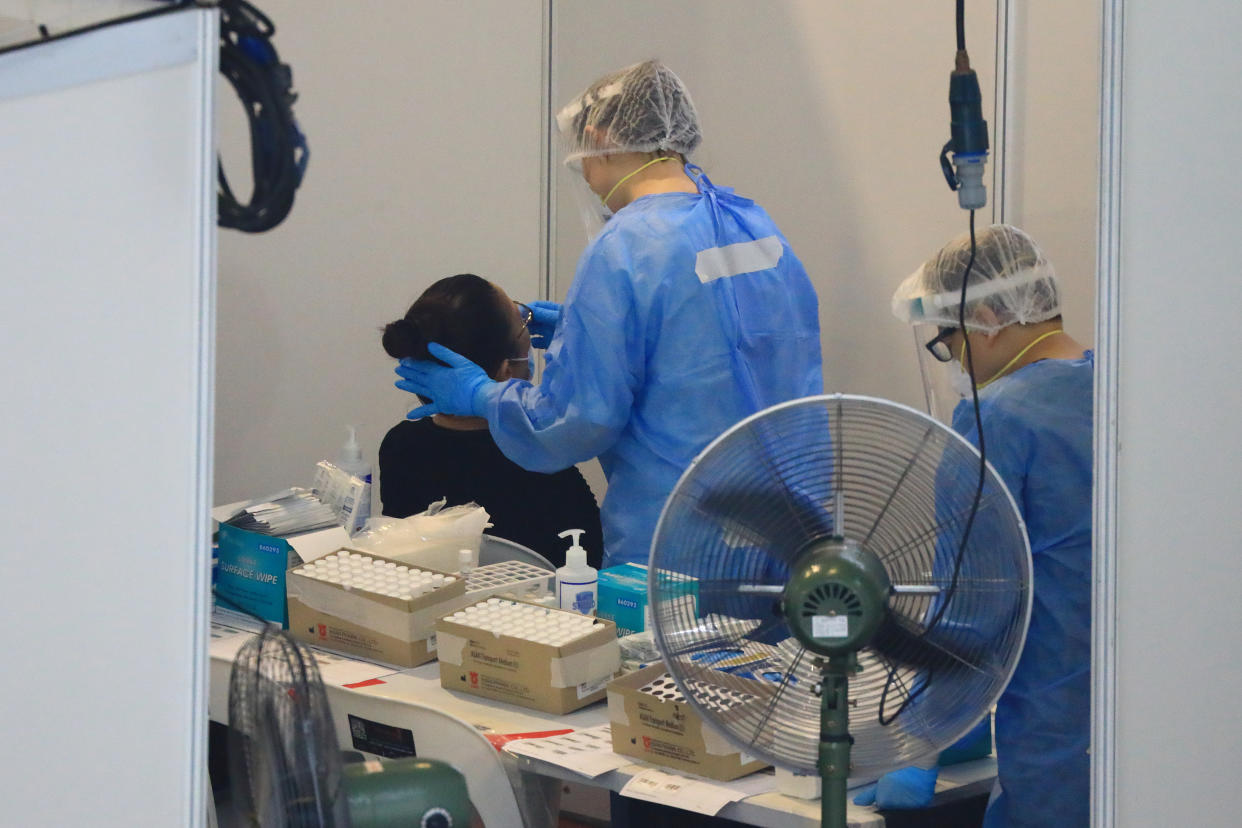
[892,224,1061,334]
[556,59,702,166]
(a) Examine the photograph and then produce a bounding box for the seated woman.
[380,273,602,569]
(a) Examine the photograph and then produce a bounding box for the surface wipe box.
[597,563,699,636]
[213,518,350,627]
[287,549,467,668]
[608,663,769,781]
[436,599,622,714]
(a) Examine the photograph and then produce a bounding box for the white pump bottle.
[337,425,372,529]
[555,529,597,616]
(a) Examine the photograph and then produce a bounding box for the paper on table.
[621,767,755,816]
[210,623,257,663]
[308,647,399,687]
[209,624,397,687]
[504,725,631,778]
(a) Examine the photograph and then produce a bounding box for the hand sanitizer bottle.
[555,529,597,616]
[337,425,372,530]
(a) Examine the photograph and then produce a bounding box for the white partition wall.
[213,0,549,506]
[0,9,216,826]
[1095,1,1242,825]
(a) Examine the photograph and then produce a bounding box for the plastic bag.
[351,498,490,572]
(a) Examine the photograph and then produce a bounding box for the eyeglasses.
[514,302,533,330]
[925,327,958,362]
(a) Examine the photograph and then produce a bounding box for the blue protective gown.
[483,167,823,567]
[951,351,1094,828]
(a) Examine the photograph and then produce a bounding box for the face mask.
[947,360,975,398]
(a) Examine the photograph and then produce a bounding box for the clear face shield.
[912,323,972,425]
[556,77,627,243]
[562,154,613,242]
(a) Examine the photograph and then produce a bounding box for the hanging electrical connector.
[217,0,308,232]
[939,1,989,210]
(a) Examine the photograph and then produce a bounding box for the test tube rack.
[464,560,554,603]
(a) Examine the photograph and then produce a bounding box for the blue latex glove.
[852,765,939,809]
[527,300,562,349]
[394,343,493,419]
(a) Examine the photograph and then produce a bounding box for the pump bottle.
[337,425,372,529]
[555,529,597,616]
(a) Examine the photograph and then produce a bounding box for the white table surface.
[208,611,995,827]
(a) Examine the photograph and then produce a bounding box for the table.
[208,612,995,827]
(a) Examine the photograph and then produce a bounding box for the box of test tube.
[435,598,622,714]
[607,663,770,781]
[286,548,467,667]
[597,562,699,637]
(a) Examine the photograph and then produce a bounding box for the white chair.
[324,684,527,827]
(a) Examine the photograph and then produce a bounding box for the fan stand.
[818,653,856,828]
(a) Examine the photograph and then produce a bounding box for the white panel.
[213,0,547,506]
[0,9,214,826]
[997,0,1100,344]
[1098,1,1242,825]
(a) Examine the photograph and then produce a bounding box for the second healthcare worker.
[874,224,1093,826]
[394,60,823,567]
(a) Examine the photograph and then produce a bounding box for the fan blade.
[868,613,984,675]
[695,484,833,563]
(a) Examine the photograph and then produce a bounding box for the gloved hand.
[394,343,493,419]
[852,765,939,809]
[528,300,562,349]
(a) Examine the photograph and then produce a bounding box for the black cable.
[928,208,985,629]
[217,0,308,232]
[956,0,966,52]
[877,211,983,726]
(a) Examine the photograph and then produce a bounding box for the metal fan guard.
[228,626,349,826]
[647,394,1032,777]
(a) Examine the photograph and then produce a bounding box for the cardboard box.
[597,563,698,636]
[213,519,350,627]
[287,551,467,667]
[436,603,621,714]
[607,664,769,781]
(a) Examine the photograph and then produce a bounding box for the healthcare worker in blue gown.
[860,224,1092,827]
[393,60,823,568]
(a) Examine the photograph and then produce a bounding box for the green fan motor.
[342,758,470,827]
[781,537,893,828]
[783,538,892,657]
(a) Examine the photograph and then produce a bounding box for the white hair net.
[892,224,1061,334]
[556,59,702,167]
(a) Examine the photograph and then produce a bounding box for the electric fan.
[228,624,471,827]
[648,394,1032,827]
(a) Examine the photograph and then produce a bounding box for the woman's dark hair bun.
[382,316,424,360]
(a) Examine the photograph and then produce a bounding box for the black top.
[378,418,603,570]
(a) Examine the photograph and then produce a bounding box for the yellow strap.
[602,156,675,208]
[970,329,1064,390]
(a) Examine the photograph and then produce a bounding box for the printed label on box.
[427,632,437,653]
[577,674,611,700]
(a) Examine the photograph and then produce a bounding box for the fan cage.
[227,625,350,827]
[648,394,1032,777]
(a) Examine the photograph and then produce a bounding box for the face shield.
[556,60,702,241]
[911,323,970,424]
[893,224,1063,422]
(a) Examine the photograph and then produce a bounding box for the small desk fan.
[647,394,1032,827]
[228,625,471,827]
